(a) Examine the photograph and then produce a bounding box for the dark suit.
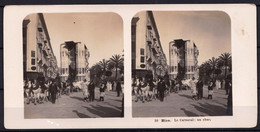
[88,82,95,102]
[157,81,166,102]
[196,80,203,99]
[49,83,58,104]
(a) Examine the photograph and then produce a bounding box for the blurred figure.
[49,80,58,104]
[208,80,215,100]
[116,81,122,97]
[82,79,89,102]
[99,82,106,101]
[196,78,204,100]
[226,70,232,115]
[157,77,166,102]
[189,77,197,100]
[88,80,95,102]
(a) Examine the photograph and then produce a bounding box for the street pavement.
[132,86,230,117]
[24,88,123,118]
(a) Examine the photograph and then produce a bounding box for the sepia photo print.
[23,13,124,118]
[131,11,232,117]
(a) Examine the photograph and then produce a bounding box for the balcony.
[146,37,152,45]
[147,23,152,30]
[42,47,48,56]
[37,27,43,32]
[151,46,158,55]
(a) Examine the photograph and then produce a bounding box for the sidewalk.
[132,86,230,117]
[24,88,123,118]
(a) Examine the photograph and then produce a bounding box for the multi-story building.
[132,11,168,79]
[23,13,58,81]
[60,41,90,82]
[169,39,199,80]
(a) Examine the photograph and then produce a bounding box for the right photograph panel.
[131,11,232,117]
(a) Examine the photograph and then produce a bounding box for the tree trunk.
[115,63,118,81]
[224,67,227,78]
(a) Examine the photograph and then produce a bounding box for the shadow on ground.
[72,110,91,118]
[180,108,199,116]
[83,104,122,117]
[70,96,84,102]
[191,102,229,116]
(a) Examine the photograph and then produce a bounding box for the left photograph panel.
[23,13,124,118]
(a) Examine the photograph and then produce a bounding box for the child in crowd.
[99,82,106,101]
[208,80,215,99]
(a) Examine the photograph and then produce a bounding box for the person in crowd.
[49,79,58,104]
[140,78,148,103]
[82,79,89,102]
[189,77,197,100]
[56,80,62,99]
[25,80,33,104]
[152,79,158,99]
[132,77,136,95]
[116,81,122,97]
[121,81,124,95]
[216,79,221,90]
[226,70,232,115]
[99,82,106,101]
[133,78,141,102]
[222,79,226,89]
[112,81,116,91]
[44,80,50,101]
[157,77,166,102]
[107,81,112,91]
[165,79,170,96]
[196,78,204,100]
[24,80,29,103]
[147,80,155,101]
[65,80,71,96]
[225,76,230,95]
[88,80,95,102]
[39,80,46,103]
[31,80,39,105]
[208,80,215,99]
[170,79,175,93]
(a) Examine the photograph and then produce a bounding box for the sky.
[43,13,123,67]
[152,11,231,65]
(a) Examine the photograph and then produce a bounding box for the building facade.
[60,41,90,82]
[23,13,58,81]
[132,11,168,79]
[169,39,199,80]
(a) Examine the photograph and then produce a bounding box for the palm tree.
[208,57,219,80]
[218,53,231,78]
[109,54,124,80]
[98,59,110,72]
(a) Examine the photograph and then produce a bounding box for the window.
[31,59,35,65]
[31,51,35,57]
[140,48,144,55]
[140,56,145,63]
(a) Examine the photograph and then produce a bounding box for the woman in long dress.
[189,77,197,100]
[82,79,89,102]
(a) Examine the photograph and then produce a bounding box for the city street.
[132,86,229,117]
[24,88,123,118]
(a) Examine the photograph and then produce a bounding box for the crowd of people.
[132,76,176,103]
[23,78,123,105]
[132,74,233,105]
